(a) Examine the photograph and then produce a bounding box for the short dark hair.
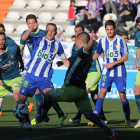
[71,35,76,38]
[0,32,6,38]
[105,20,116,29]
[77,32,90,44]
[26,14,37,23]
[75,24,84,31]
[136,17,140,24]
[0,24,5,31]
[70,0,75,6]
[46,23,57,33]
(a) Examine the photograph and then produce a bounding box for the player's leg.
[94,75,113,116]
[134,70,140,128]
[115,76,130,127]
[76,89,120,139]
[0,97,4,116]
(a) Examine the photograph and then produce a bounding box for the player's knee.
[120,93,126,101]
[134,86,140,95]
[44,92,52,101]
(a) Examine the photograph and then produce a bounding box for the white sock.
[0,97,4,111]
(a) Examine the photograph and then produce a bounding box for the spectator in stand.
[55,27,66,42]
[102,0,111,13]
[68,0,76,25]
[135,0,140,19]
[86,0,103,26]
[111,0,122,16]
[115,0,134,26]
[71,35,76,41]
[122,34,129,43]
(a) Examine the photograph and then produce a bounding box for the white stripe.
[117,37,122,77]
[109,41,114,77]
[102,37,107,75]
[122,38,128,55]
[28,37,45,73]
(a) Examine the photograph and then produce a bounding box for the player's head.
[46,23,57,41]
[136,17,140,30]
[26,14,38,31]
[74,24,84,37]
[0,24,5,33]
[0,32,6,49]
[76,32,90,50]
[105,20,116,38]
[71,35,76,41]
[70,0,75,6]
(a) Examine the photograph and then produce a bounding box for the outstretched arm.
[84,31,98,54]
[22,23,39,41]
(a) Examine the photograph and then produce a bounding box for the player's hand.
[135,62,140,69]
[0,80,3,86]
[119,13,123,17]
[105,63,114,69]
[30,23,39,31]
[90,30,98,41]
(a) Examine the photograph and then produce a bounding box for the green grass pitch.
[0,97,140,140]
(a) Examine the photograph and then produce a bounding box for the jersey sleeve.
[96,39,103,54]
[20,31,26,47]
[58,42,66,59]
[120,38,129,55]
[135,33,140,48]
[72,42,77,56]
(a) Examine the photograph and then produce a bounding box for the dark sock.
[25,114,30,123]
[41,98,52,114]
[75,110,82,119]
[52,102,64,118]
[135,94,140,117]
[25,100,29,106]
[89,113,107,130]
[122,99,130,120]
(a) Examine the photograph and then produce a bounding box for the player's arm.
[56,56,72,67]
[0,80,3,86]
[61,58,70,68]
[93,52,100,61]
[84,31,98,53]
[135,34,140,69]
[22,23,38,41]
[105,38,128,69]
[19,45,24,56]
[18,53,24,71]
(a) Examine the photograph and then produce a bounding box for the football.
[13,104,29,119]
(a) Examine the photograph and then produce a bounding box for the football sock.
[41,98,52,114]
[52,102,64,118]
[122,99,130,120]
[93,99,106,120]
[75,110,82,119]
[35,93,44,110]
[89,113,107,130]
[0,97,4,111]
[135,94,140,116]
[94,98,104,116]
[25,114,30,123]
[25,101,29,106]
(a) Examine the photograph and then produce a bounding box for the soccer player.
[36,31,120,140]
[134,17,140,128]
[16,22,69,129]
[92,20,130,127]
[0,24,33,116]
[57,24,107,125]
[20,14,67,126]
[0,32,24,118]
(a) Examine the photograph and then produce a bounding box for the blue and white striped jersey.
[96,35,128,77]
[25,35,66,78]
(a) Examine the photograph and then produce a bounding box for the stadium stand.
[38,12,52,22]
[4,24,14,34]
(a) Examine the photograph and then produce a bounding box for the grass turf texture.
[0,97,140,140]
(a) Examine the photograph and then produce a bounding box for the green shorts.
[49,84,92,111]
[0,77,23,98]
[135,70,140,85]
[86,72,101,91]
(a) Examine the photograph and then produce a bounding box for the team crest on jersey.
[116,44,119,48]
[10,54,13,58]
[22,88,25,93]
[102,82,105,86]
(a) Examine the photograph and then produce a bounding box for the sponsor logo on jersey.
[37,49,53,62]
[104,50,118,58]
[13,83,19,87]
[0,61,15,69]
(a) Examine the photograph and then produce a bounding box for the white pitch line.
[20,127,133,140]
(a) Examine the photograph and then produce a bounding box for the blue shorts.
[100,75,126,93]
[20,73,54,97]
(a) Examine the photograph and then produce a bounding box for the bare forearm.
[62,59,70,68]
[93,53,100,61]
[112,55,128,66]
[22,28,32,41]
[135,48,140,63]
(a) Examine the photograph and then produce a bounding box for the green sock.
[35,93,44,110]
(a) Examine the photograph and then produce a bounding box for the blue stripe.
[105,38,109,63]
[39,61,50,77]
